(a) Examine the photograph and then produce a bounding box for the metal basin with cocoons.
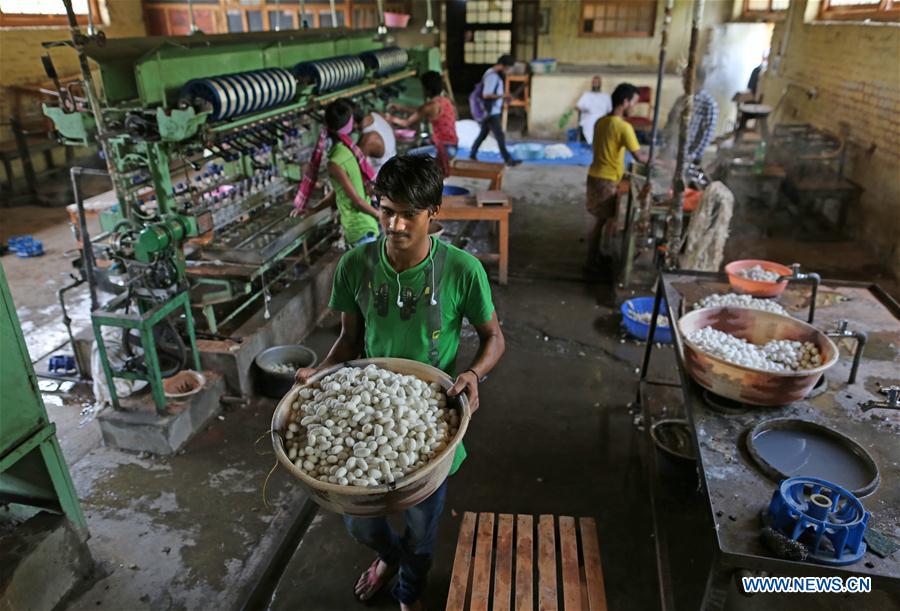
[271,357,470,516]
[677,307,838,406]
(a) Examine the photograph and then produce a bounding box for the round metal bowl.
[650,419,696,462]
[746,418,879,497]
[254,345,317,399]
[271,357,471,516]
[677,307,839,406]
[163,370,206,399]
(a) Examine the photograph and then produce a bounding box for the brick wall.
[0,0,146,180]
[762,1,900,275]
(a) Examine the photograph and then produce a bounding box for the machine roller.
[293,55,367,94]
[181,67,297,122]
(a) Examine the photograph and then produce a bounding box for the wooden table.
[449,159,506,190]
[437,192,511,285]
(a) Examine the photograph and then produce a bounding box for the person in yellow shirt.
[585,83,648,277]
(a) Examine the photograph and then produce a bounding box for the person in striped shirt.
[664,67,719,165]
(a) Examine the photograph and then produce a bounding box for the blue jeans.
[353,231,379,248]
[471,114,513,162]
[343,480,448,604]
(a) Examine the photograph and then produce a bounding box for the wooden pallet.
[446,513,607,611]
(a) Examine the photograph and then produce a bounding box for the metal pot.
[677,307,838,406]
[254,345,318,398]
[271,357,470,516]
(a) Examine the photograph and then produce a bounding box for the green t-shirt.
[329,237,495,475]
[329,143,380,245]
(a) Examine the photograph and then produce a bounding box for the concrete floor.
[2,161,899,610]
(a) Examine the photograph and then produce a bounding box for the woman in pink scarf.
[291,99,381,248]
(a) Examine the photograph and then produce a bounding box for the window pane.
[581,1,655,36]
[828,0,880,5]
[320,10,345,27]
[268,10,294,30]
[227,10,244,32]
[0,0,88,14]
[247,10,263,31]
[746,0,770,10]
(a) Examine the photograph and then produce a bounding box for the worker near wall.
[573,75,613,145]
[585,83,648,277]
[747,52,768,101]
[386,71,459,177]
[295,155,505,611]
[355,104,397,176]
[662,67,719,166]
[291,99,381,248]
[469,55,521,167]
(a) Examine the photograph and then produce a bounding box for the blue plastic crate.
[621,296,673,344]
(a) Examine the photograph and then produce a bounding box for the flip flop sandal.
[353,557,398,604]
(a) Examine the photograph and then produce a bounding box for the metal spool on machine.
[293,55,367,94]
[181,67,297,122]
[359,47,409,77]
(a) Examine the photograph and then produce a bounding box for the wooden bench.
[449,159,506,191]
[446,513,608,611]
[436,193,511,285]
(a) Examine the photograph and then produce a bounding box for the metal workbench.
[637,270,900,609]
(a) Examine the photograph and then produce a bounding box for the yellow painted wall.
[0,0,146,179]
[537,0,735,70]
[531,70,682,136]
[762,0,900,274]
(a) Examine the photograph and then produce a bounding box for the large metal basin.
[678,307,839,406]
[271,358,470,516]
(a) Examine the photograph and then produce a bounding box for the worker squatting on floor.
[294,155,506,611]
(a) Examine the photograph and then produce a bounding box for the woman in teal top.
[302,99,380,247]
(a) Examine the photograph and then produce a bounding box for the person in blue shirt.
[469,55,521,167]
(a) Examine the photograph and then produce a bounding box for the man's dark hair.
[497,54,514,67]
[612,83,639,108]
[374,155,443,211]
[325,99,353,132]
[421,71,444,98]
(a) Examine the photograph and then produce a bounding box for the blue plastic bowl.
[621,297,673,344]
[442,185,470,196]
